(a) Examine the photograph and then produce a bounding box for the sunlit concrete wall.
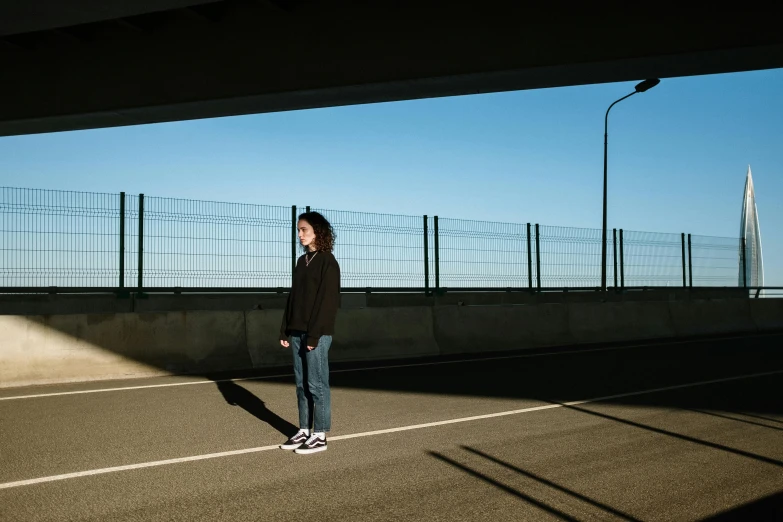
[1,297,780,388]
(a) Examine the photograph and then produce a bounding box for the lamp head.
[635,78,660,93]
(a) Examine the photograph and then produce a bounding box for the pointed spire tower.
[739,166,764,287]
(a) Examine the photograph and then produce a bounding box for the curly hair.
[299,211,336,253]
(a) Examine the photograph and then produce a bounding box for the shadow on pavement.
[428,450,581,521]
[269,333,783,415]
[431,446,782,521]
[738,412,783,425]
[700,490,783,521]
[551,400,783,469]
[685,408,783,433]
[224,333,783,445]
[461,446,642,521]
[213,379,297,438]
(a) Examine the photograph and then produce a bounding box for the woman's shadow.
[213,379,298,438]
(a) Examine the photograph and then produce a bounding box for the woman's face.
[298,219,316,250]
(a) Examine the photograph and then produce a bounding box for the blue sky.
[0,68,781,285]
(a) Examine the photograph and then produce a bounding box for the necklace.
[305,251,318,266]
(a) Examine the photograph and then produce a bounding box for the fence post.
[619,229,625,288]
[434,216,440,293]
[612,228,618,289]
[119,192,125,289]
[291,205,297,284]
[741,237,747,287]
[137,194,144,290]
[306,206,310,213]
[688,233,693,288]
[526,223,533,289]
[424,215,429,296]
[535,223,541,291]
[681,233,686,288]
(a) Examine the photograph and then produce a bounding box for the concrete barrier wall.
[0,311,249,388]
[1,298,779,388]
[434,304,573,354]
[569,300,677,344]
[749,298,783,331]
[329,307,439,362]
[667,299,756,337]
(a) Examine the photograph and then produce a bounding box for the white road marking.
[0,333,766,401]
[1,368,780,490]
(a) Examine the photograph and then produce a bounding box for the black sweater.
[279,250,341,346]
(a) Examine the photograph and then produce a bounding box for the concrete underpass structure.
[1,3,782,389]
[1,2,783,136]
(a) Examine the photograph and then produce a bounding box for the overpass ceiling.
[0,2,782,136]
[0,0,222,36]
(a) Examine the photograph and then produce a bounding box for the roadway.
[1,332,782,521]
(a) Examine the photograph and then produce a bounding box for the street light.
[601,78,660,291]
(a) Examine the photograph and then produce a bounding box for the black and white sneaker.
[280,430,309,450]
[294,434,327,454]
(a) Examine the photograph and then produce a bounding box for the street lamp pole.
[601,78,660,291]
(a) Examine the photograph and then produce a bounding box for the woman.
[279,211,340,455]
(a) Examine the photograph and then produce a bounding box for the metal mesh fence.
[619,231,744,288]
[124,193,140,288]
[537,225,617,288]
[432,217,531,288]
[690,234,742,287]
[1,187,746,291]
[135,196,292,288]
[0,187,121,287]
[306,206,425,288]
[622,230,685,287]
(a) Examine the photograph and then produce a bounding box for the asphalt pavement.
[1,332,782,521]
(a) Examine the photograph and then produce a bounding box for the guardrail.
[0,186,751,291]
[0,286,779,298]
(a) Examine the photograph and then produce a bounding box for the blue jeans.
[290,332,332,432]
